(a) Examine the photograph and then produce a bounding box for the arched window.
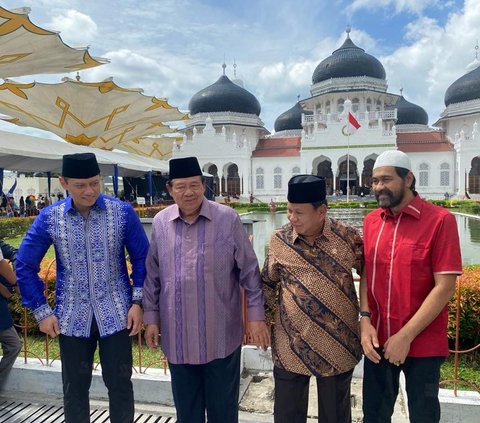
[419,163,429,187]
[325,100,331,114]
[292,166,300,177]
[440,162,450,187]
[352,98,360,112]
[366,98,372,112]
[337,98,344,113]
[274,167,283,189]
[256,168,264,189]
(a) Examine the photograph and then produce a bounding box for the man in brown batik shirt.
[262,174,363,423]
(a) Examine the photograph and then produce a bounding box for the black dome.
[274,102,312,132]
[395,96,428,125]
[189,75,261,116]
[444,65,480,106]
[312,35,386,84]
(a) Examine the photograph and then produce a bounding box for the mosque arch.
[204,163,220,196]
[362,154,377,191]
[468,156,480,194]
[312,156,333,193]
[222,162,241,196]
[337,155,359,195]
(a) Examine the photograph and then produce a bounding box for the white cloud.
[47,9,98,46]
[349,0,442,15]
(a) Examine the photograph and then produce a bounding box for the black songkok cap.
[62,153,100,178]
[169,156,202,180]
[287,174,326,203]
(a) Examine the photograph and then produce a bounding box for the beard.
[375,187,405,209]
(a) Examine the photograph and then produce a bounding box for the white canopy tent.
[0,129,168,177]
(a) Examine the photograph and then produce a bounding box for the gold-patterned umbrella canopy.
[0,6,108,78]
[0,77,189,149]
[118,135,183,160]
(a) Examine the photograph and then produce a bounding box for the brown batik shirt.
[262,217,363,377]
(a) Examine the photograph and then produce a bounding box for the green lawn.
[22,334,166,371]
[440,353,480,391]
[6,236,56,260]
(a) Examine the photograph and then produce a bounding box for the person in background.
[0,240,22,389]
[143,156,270,423]
[360,150,462,423]
[16,153,149,423]
[262,175,363,423]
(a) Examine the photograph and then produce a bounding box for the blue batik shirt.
[16,194,149,338]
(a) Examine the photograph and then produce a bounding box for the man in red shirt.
[360,150,462,423]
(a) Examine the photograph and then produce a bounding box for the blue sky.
[0,0,477,138]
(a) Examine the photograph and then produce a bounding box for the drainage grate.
[0,400,177,422]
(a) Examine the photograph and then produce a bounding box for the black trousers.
[273,365,354,423]
[168,346,241,423]
[363,355,444,423]
[58,320,134,423]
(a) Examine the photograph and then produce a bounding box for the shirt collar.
[64,193,106,215]
[381,193,423,220]
[169,197,212,223]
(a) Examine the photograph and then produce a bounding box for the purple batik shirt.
[143,198,265,365]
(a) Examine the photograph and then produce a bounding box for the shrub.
[0,217,35,239]
[448,266,480,350]
[9,259,57,333]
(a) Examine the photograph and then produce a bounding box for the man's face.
[167,176,205,216]
[371,166,409,210]
[59,175,101,212]
[287,202,327,239]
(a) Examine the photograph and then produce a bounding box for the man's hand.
[247,320,271,351]
[383,331,412,366]
[360,318,381,363]
[39,315,60,338]
[144,324,160,349]
[127,304,143,336]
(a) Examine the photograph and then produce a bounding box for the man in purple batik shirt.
[144,156,269,423]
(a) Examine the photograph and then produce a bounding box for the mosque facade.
[173,30,480,201]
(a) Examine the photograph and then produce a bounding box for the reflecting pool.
[244,210,480,266]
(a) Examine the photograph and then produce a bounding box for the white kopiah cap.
[373,150,412,171]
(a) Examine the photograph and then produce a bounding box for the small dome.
[444,65,480,106]
[395,96,428,125]
[189,74,261,116]
[312,33,386,84]
[274,102,312,132]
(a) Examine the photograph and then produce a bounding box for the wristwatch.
[359,310,371,319]
[132,300,143,309]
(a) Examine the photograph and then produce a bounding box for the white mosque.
[173,29,480,201]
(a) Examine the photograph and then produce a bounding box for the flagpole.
[346,134,350,203]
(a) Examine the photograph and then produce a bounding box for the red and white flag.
[347,112,361,135]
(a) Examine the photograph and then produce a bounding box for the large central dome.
[312,32,386,84]
[189,74,261,116]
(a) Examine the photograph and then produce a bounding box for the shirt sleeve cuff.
[247,306,266,322]
[33,303,54,323]
[143,310,161,325]
[132,287,143,302]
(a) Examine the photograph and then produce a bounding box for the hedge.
[9,261,480,350]
[448,266,480,350]
[0,217,35,239]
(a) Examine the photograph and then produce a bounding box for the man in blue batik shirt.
[17,153,149,423]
